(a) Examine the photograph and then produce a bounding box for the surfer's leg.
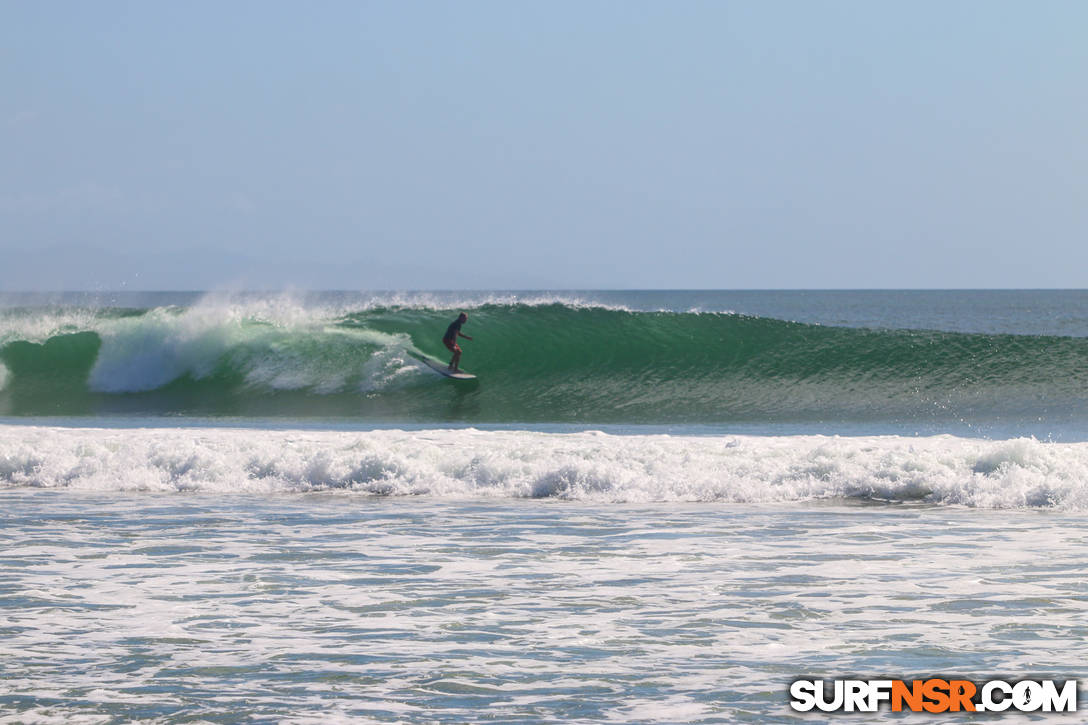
[444,340,457,369]
[449,344,462,370]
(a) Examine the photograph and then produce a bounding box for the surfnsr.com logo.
[789,679,1078,713]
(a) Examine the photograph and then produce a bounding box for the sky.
[2,0,1086,290]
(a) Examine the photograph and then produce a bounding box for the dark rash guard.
[443,319,463,343]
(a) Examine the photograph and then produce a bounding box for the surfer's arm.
[458,332,473,341]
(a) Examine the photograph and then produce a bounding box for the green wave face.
[1,303,1086,422]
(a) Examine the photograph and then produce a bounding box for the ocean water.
[2,290,1087,723]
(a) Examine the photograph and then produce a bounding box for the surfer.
[443,312,473,372]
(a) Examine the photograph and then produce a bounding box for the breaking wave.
[3,426,1087,509]
[1,296,1086,424]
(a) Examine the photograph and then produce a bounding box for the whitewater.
[3,290,1088,723]
[3,426,1088,509]
[2,290,1087,435]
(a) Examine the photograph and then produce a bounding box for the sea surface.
[2,290,1087,723]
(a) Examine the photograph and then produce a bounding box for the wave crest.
[3,427,1088,509]
[1,300,1086,423]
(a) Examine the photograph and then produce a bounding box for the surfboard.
[418,355,477,380]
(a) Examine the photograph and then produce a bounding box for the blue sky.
[2,1,1086,290]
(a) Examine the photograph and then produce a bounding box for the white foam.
[75,297,421,393]
[2,426,1087,509]
[0,291,630,396]
[326,290,636,312]
[0,306,106,345]
[3,480,1086,721]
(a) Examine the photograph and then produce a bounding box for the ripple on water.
[2,491,1088,722]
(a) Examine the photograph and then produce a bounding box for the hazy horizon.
[4,1,1086,290]
[3,286,1088,295]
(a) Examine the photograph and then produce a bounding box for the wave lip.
[1,299,1087,423]
[3,426,1087,509]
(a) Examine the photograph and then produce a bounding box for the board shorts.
[444,339,461,354]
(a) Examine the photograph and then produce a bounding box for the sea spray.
[1,299,1086,423]
[3,426,1088,508]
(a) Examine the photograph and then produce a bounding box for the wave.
[1,297,1086,423]
[2,426,1087,509]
